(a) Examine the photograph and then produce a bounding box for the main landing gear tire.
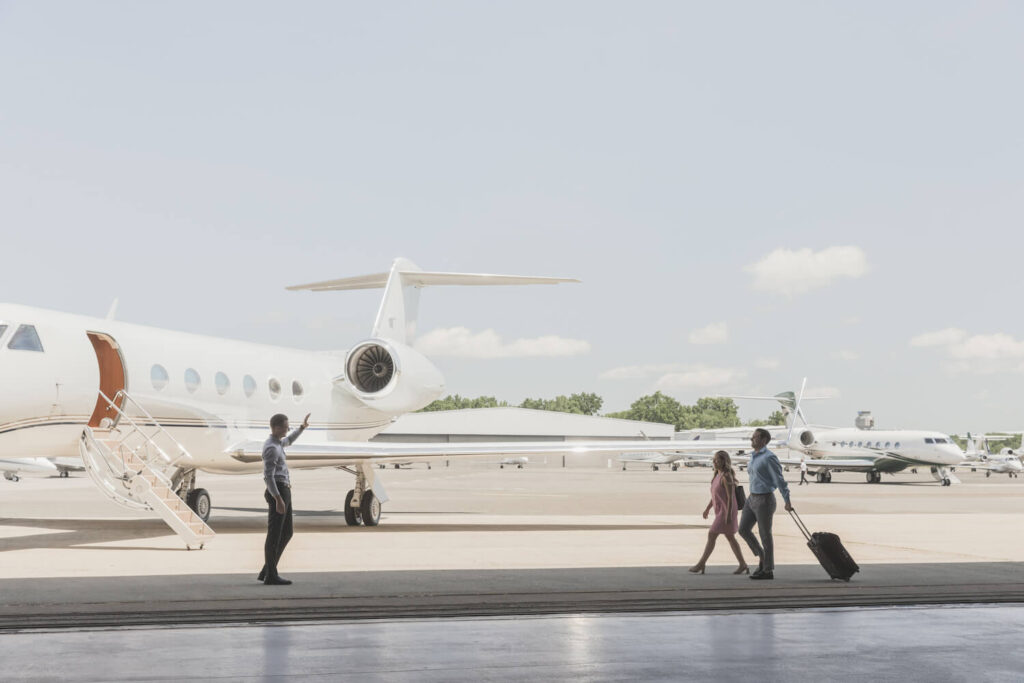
[986,471,991,478]
[360,490,381,526]
[186,488,211,522]
[59,470,69,478]
[866,472,882,484]
[816,471,833,483]
[343,489,361,526]
[942,478,951,487]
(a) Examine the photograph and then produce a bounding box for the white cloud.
[655,365,747,390]
[688,322,729,345]
[948,333,1024,360]
[909,328,967,347]
[415,327,590,359]
[805,385,841,399]
[755,357,781,370]
[745,246,868,296]
[832,350,860,361]
[599,363,688,380]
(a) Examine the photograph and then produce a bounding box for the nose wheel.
[344,489,382,526]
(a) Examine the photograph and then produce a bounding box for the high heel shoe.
[688,565,705,574]
[733,565,750,575]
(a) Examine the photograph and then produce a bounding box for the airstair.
[78,390,215,549]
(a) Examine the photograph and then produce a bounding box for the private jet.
[0,258,732,547]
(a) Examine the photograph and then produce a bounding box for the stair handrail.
[97,389,194,469]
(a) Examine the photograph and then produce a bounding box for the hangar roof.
[378,407,674,439]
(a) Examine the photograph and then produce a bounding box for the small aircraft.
[0,258,733,546]
[499,456,528,469]
[960,434,1023,478]
[729,381,965,485]
[1,456,57,482]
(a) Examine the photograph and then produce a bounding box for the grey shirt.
[263,426,305,498]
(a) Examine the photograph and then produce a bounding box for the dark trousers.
[263,483,293,579]
[739,492,777,571]
[799,471,808,485]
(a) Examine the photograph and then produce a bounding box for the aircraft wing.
[226,438,752,466]
[776,456,879,471]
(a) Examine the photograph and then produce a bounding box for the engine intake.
[799,430,815,447]
[347,343,395,394]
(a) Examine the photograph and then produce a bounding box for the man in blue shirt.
[739,427,793,580]
[258,412,309,586]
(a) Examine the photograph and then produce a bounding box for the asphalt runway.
[1,463,1023,629]
[1,605,1021,682]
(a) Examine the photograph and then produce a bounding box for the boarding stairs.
[78,390,215,549]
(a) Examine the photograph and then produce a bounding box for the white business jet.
[731,381,965,486]
[0,258,729,547]
[960,434,1023,478]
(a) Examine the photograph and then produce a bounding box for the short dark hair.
[753,427,772,443]
[270,413,289,429]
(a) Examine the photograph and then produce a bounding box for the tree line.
[419,391,785,431]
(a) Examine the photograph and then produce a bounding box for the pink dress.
[708,473,739,534]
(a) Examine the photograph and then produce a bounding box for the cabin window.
[857,441,863,447]
[885,442,891,448]
[8,324,43,352]
[291,380,304,401]
[243,375,257,398]
[215,372,230,396]
[840,441,847,447]
[924,438,934,444]
[185,368,201,393]
[895,442,901,449]
[268,377,281,399]
[151,364,169,391]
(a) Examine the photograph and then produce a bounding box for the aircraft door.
[86,332,127,428]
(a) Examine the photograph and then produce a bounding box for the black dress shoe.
[264,576,292,586]
[257,568,266,582]
[749,571,774,580]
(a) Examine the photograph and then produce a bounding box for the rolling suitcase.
[789,509,859,581]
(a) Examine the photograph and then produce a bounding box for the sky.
[1,2,1022,433]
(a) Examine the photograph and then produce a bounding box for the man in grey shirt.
[258,412,309,585]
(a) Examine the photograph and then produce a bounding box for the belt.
[274,479,290,489]
[749,492,772,496]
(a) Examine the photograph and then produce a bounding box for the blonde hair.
[713,450,736,488]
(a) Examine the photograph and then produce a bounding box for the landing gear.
[343,489,361,526]
[986,471,991,478]
[342,463,385,527]
[866,471,882,484]
[943,478,951,487]
[671,463,680,472]
[59,470,69,478]
[3,473,19,482]
[186,488,211,522]
[652,464,660,471]
[816,471,832,483]
[360,490,381,526]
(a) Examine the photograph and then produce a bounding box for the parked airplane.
[1,456,57,481]
[960,434,1023,478]
[499,457,528,469]
[731,381,965,486]
[0,258,732,547]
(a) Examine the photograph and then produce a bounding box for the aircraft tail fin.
[287,257,579,344]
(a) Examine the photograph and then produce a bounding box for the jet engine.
[792,429,815,448]
[341,338,445,413]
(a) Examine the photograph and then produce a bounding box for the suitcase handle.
[789,508,812,542]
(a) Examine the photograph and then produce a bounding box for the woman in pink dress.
[689,450,749,574]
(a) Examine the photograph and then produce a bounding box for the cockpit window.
[934,438,947,444]
[8,325,43,352]
[0,324,8,341]
[924,438,934,444]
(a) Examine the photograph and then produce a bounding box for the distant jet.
[960,434,1023,478]
[499,457,528,469]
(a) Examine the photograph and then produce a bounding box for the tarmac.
[1,462,1022,629]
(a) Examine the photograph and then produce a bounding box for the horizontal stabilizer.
[288,271,579,291]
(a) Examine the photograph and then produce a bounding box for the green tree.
[677,397,742,430]
[747,410,786,427]
[418,394,508,412]
[520,392,604,415]
[605,391,684,427]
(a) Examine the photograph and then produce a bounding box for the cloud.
[909,328,967,347]
[745,246,868,296]
[688,322,728,345]
[599,363,687,380]
[754,357,781,370]
[806,385,841,399]
[654,365,747,390]
[831,350,860,361]
[948,333,1024,360]
[415,327,590,359]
